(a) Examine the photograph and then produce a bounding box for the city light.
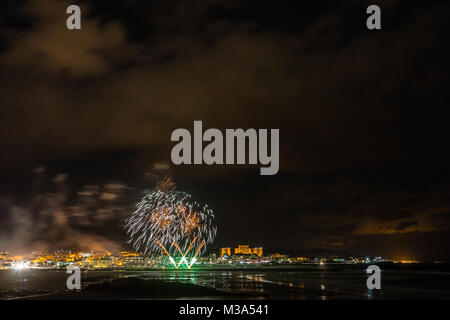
[0,247,412,270]
[14,261,27,270]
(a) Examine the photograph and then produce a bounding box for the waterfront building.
[234,245,263,257]
[220,247,231,257]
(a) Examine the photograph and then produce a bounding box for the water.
[1,264,450,299]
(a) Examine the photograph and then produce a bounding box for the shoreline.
[12,277,242,300]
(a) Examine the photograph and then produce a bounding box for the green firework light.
[157,237,205,269]
[125,181,216,269]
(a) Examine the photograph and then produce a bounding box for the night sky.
[1,0,450,261]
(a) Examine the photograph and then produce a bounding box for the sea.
[1,263,449,300]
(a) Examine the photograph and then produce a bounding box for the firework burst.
[125,181,216,267]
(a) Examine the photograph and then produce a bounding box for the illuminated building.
[234,245,263,257]
[235,245,251,254]
[118,252,147,267]
[220,247,231,257]
[123,256,145,267]
[252,247,263,257]
[119,251,139,257]
[91,257,113,268]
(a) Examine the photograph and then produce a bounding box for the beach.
[1,264,450,300]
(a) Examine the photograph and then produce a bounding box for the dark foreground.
[1,264,450,300]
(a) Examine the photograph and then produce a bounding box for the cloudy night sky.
[1,0,450,261]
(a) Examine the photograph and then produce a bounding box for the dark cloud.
[2,0,127,77]
[0,0,449,260]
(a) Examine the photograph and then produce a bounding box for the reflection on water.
[1,264,450,299]
[125,264,450,299]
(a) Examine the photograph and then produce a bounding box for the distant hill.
[261,248,357,257]
[207,246,358,257]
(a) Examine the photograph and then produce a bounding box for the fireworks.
[125,180,216,268]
